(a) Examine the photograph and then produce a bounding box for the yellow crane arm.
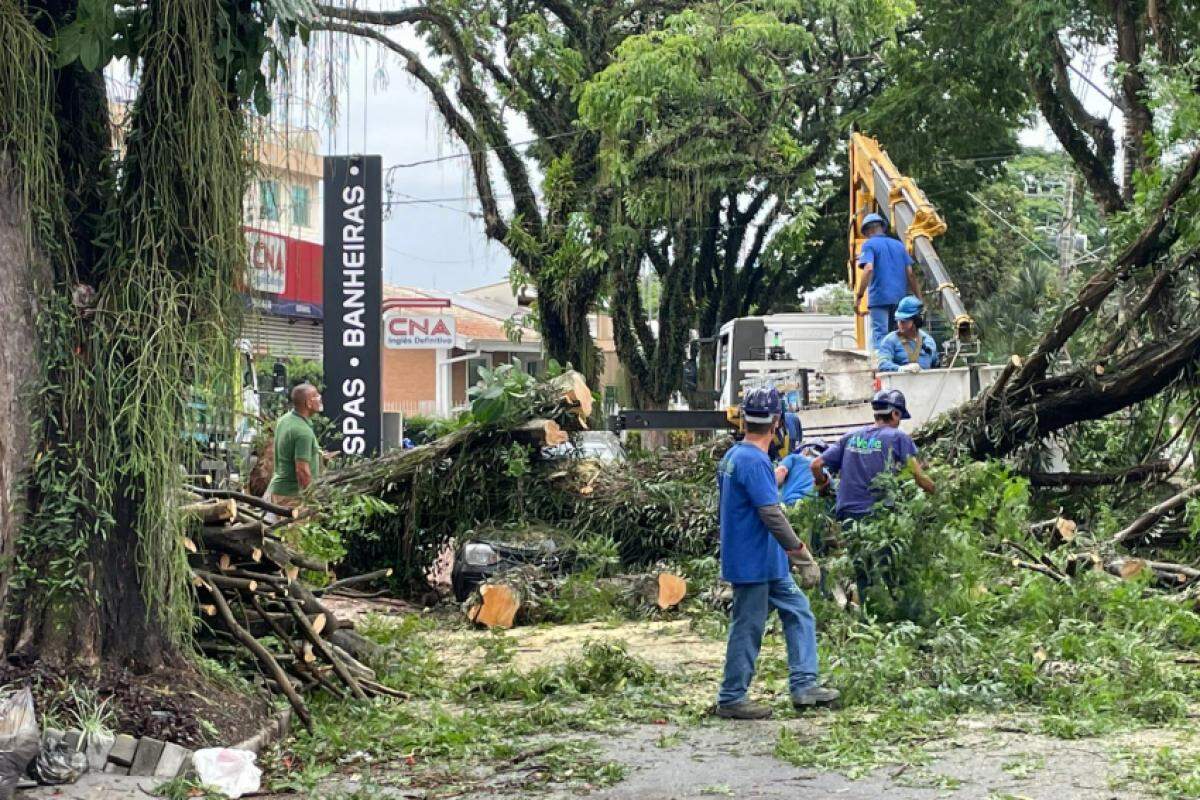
[847,132,973,350]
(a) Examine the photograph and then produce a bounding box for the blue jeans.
[718,576,819,706]
[869,305,897,351]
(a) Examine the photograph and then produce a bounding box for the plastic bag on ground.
[0,687,40,800]
[193,747,262,798]
[29,729,88,785]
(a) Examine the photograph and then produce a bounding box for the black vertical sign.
[323,155,382,456]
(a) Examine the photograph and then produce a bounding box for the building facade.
[242,128,325,360]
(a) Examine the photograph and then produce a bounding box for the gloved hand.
[787,545,822,590]
[899,362,922,374]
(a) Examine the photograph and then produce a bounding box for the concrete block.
[103,761,129,775]
[130,736,165,776]
[63,729,82,752]
[85,733,115,771]
[153,742,191,778]
[107,734,138,767]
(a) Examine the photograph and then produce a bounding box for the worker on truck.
[809,389,935,598]
[715,386,838,720]
[265,383,323,510]
[855,213,922,351]
[877,295,939,373]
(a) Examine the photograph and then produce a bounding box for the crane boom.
[847,132,973,350]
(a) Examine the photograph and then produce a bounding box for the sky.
[300,31,522,294]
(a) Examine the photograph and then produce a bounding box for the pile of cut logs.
[181,487,397,732]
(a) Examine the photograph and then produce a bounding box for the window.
[466,356,491,387]
[291,186,310,227]
[259,180,280,222]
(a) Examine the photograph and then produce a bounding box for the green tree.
[314,0,695,384]
[1,0,298,667]
[577,0,904,405]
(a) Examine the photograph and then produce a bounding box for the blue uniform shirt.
[857,235,914,308]
[778,453,816,506]
[821,425,919,519]
[717,442,789,584]
[877,330,940,372]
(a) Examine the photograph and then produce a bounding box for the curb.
[232,705,294,756]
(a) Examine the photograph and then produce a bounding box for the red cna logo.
[387,316,452,336]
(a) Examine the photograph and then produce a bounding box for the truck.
[185,338,265,487]
[610,132,1003,440]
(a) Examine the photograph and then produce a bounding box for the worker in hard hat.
[715,386,838,720]
[854,213,922,351]
[877,295,940,373]
[808,389,935,601]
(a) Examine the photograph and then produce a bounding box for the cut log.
[1065,552,1102,577]
[318,568,394,595]
[1112,483,1200,546]
[550,371,593,420]
[261,538,328,574]
[181,499,237,524]
[465,565,556,629]
[185,486,299,518]
[656,573,687,609]
[1105,558,1147,579]
[469,584,522,629]
[512,419,569,447]
[193,570,259,594]
[181,536,197,554]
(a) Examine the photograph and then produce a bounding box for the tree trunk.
[0,173,47,650]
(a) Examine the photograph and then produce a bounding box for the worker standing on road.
[715,387,839,720]
[855,213,922,351]
[877,295,939,373]
[264,383,323,511]
[808,390,935,598]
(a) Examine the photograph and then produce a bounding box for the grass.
[259,461,1200,797]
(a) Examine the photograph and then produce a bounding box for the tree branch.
[1029,56,1124,215]
[1011,145,1200,389]
[310,19,511,244]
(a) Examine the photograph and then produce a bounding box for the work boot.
[792,686,840,709]
[714,700,773,720]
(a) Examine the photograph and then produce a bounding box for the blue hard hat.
[895,295,923,321]
[742,385,783,424]
[871,388,911,420]
[861,212,887,233]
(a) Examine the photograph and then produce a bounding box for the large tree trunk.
[0,175,46,646]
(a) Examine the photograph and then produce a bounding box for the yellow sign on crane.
[847,132,974,350]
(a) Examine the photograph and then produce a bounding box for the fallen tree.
[917,145,1200,461]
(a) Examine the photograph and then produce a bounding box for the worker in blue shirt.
[715,386,839,720]
[854,213,922,351]
[877,295,940,373]
[775,448,815,506]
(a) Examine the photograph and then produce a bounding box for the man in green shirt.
[265,383,323,508]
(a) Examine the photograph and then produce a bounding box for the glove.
[788,547,822,590]
[899,363,922,374]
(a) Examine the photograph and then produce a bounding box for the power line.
[963,190,1058,262]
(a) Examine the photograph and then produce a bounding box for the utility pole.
[1058,172,1077,285]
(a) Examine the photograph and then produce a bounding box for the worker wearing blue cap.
[855,213,922,351]
[877,296,940,373]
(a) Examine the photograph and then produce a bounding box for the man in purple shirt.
[809,390,935,599]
